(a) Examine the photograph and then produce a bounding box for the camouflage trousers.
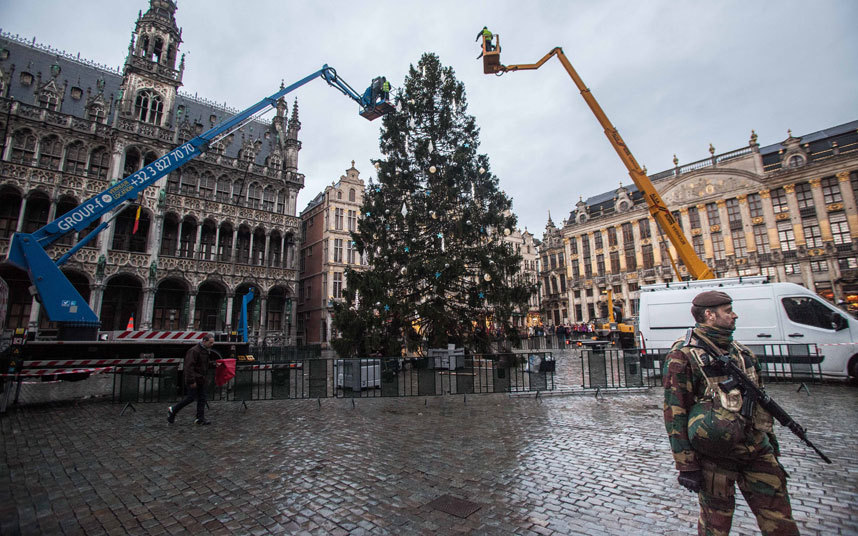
[698,453,799,536]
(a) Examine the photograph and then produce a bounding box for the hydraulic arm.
[481,39,714,280]
[6,65,394,333]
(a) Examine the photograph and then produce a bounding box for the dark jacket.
[184,342,214,387]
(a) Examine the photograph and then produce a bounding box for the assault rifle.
[689,333,832,464]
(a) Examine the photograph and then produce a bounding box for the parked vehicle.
[638,276,858,380]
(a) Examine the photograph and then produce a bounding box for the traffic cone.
[126,315,134,330]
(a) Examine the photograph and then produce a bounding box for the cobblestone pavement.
[1,352,856,535]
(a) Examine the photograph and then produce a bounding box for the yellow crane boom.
[480,35,714,280]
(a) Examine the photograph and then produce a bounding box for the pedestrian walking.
[167,333,217,425]
[662,290,798,535]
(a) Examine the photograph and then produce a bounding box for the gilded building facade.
[297,163,366,347]
[554,121,858,323]
[537,214,568,327]
[498,223,540,328]
[0,0,301,344]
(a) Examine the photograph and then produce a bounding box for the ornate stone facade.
[0,0,301,345]
[550,121,858,323]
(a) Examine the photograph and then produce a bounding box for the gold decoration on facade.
[775,213,790,221]
[710,225,721,233]
[827,203,844,212]
[837,171,850,182]
[783,184,795,194]
[759,189,771,199]
[752,217,764,225]
[691,228,702,236]
[808,178,821,187]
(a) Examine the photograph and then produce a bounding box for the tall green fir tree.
[331,53,534,357]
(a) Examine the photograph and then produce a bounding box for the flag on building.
[132,205,142,234]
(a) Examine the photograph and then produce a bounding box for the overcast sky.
[2,1,856,237]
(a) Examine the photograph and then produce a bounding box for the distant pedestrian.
[168,333,216,425]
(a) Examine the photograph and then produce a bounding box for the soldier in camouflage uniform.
[662,290,799,535]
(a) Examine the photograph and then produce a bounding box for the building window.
[63,141,88,175]
[810,261,828,273]
[839,257,858,270]
[38,135,63,169]
[216,177,231,202]
[87,147,110,179]
[731,229,747,257]
[794,182,813,210]
[830,212,850,245]
[560,276,566,293]
[594,231,603,250]
[688,206,701,229]
[333,272,343,299]
[263,188,275,211]
[638,219,651,240]
[348,210,356,231]
[596,254,605,276]
[711,233,725,260]
[761,266,777,278]
[569,237,578,255]
[777,220,796,251]
[625,249,636,271]
[134,89,163,125]
[692,235,705,258]
[572,262,580,280]
[726,198,741,227]
[641,244,654,269]
[39,90,59,111]
[277,191,287,214]
[753,225,771,254]
[784,263,801,275]
[247,183,262,208]
[349,189,356,202]
[622,222,634,244]
[609,250,619,273]
[607,227,617,247]
[333,239,343,263]
[747,193,763,219]
[200,174,215,199]
[232,180,245,204]
[706,203,721,227]
[558,252,565,266]
[347,240,356,264]
[334,208,344,230]
[803,218,823,248]
[180,169,198,195]
[10,129,37,164]
[87,105,105,124]
[821,176,842,204]
[771,187,788,214]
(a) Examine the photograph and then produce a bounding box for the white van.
[638,276,858,380]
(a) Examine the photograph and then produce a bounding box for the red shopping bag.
[215,358,236,386]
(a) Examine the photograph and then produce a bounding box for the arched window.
[124,148,142,176]
[180,168,198,195]
[134,89,163,124]
[266,153,282,170]
[63,141,88,175]
[349,189,356,202]
[39,90,59,111]
[263,187,275,211]
[152,37,164,64]
[88,147,110,179]
[166,172,180,193]
[199,172,215,199]
[232,180,245,204]
[10,129,36,164]
[216,176,231,202]
[248,183,262,209]
[38,135,63,169]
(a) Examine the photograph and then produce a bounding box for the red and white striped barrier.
[0,366,116,378]
[111,330,210,341]
[21,358,181,368]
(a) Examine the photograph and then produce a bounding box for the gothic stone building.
[0,0,301,344]
[553,121,858,323]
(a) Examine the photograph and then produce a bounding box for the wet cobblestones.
[1,351,856,535]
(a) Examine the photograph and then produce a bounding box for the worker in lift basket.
[475,26,494,51]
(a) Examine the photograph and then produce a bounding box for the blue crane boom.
[5,65,393,337]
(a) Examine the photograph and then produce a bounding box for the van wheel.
[849,355,858,381]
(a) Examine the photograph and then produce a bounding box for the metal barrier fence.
[579,343,824,390]
[110,352,556,404]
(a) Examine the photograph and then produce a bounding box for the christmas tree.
[331,53,534,356]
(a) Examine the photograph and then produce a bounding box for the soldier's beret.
[692,290,732,307]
